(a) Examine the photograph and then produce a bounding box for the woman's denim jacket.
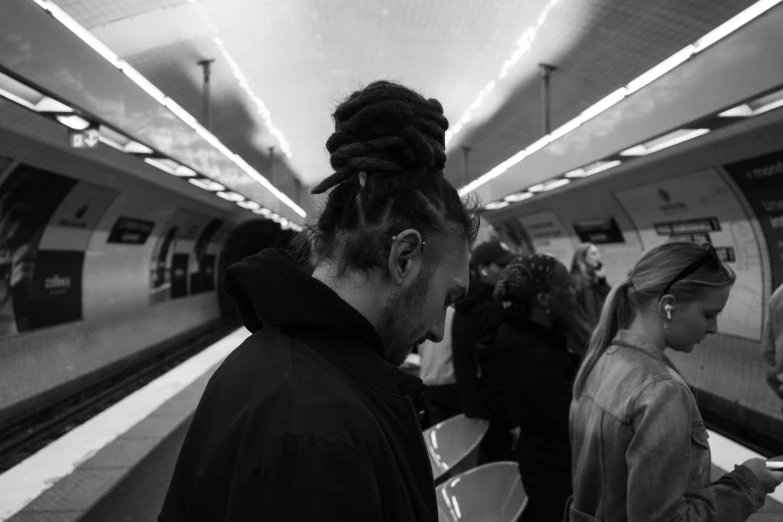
[568,330,767,521]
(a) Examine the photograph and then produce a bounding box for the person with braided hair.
[486,254,578,522]
[159,81,479,522]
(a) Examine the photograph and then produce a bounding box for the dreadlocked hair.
[295,80,480,277]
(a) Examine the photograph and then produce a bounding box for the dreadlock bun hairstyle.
[297,80,480,277]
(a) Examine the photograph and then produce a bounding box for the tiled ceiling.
[56,0,760,200]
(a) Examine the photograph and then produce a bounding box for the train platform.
[0,327,781,522]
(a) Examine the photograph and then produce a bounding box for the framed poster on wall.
[723,149,783,291]
[615,169,764,341]
[0,163,118,337]
[517,210,576,267]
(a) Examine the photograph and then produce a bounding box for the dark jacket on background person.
[451,281,503,418]
[159,250,437,522]
[492,312,579,522]
[570,271,611,355]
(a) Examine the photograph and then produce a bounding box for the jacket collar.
[503,313,568,350]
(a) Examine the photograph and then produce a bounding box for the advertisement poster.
[615,169,764,340]
[723,149,783,291]
[573,217,625,245]
[107,217,156,245]
[150,210,216,303]
[517,210,576,267]
[0,163,118,337]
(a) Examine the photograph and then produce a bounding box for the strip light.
[620,129,709,156]
[29,0,305,218]
[216,191,245,202]
[504,192,533,202]
[189,178,225,192]
[56,114,90,130]
[484,201,510,210]
[445,0,563,145]
[459,0,783,197]
[528,178,570,193]
[214,37,292,158]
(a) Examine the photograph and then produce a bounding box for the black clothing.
[570,271,611,356]
[492,313,580,522]
[451,282,503,418]
[159,249,437,522]
[423,383,461,429]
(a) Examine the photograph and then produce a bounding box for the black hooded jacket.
[451,281,503,418]
[159,250,437,522]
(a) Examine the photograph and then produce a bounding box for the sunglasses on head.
[661,243,721,298]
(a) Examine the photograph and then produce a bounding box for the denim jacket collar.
[612,329,667,362]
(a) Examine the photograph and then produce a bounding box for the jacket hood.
[224,249,430,411]
[224,249,384,351]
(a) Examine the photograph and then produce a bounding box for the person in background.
[452,240,514,461]
[569,242,611,357]
[419,305,459,428]
[489,254,579,522]
[159,80,480,522]
[762,282,783,401]
[570,242,783,522]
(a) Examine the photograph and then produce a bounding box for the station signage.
[69,127,100,149]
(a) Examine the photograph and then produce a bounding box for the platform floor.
[2,327,782,521]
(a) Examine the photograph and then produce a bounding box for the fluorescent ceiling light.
[36,97,74,113]
[280,218,290,228]
[237,200,261,210]
[216,191,245,202]
[189,178,225,192]
[173,165,197,177]
[270,214,282,223]
[548,119,581,141]
[504,192,534,202]
[485,201,510,210]
[56,114,90,130]
[253,208,273,217]
[621,128,709,156]
[0,72,42,110]
[144,158,175,174]
[124,141,154,154]
[564,162,619,179]
[626,45,695,95]
[98,136,125,151]
[579,88,627,123]
[525,136,553,156]
[582,160,622,177]
[720,88,783,118]
[694,0,783,53]
[528,178,570,193]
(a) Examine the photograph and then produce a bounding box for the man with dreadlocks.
[159,81,480,522]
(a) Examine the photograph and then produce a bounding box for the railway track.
[0,322,239,474]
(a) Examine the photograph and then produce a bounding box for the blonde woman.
[569,241,783,521]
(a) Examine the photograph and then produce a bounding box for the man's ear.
[388,229,424,284]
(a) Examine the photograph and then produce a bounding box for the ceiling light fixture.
[719,87,783,118]
[237,200,261,210]
[144,158,175,174]
[253,208,273,217]
[484,201,510,210]
[189,178,225,192]
[528,178,570,193]
[173,165,197,177]
[55,114,91,130]
[620,128,710,156]
[29,0,305,218]
[504,192,534,202]
[213,37,292,158]
[445,0,563,146]
[216,191,245,202]
[459,0,781,197]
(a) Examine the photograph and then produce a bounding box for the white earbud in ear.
[664,304,673,320]
[481,269,489,277]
